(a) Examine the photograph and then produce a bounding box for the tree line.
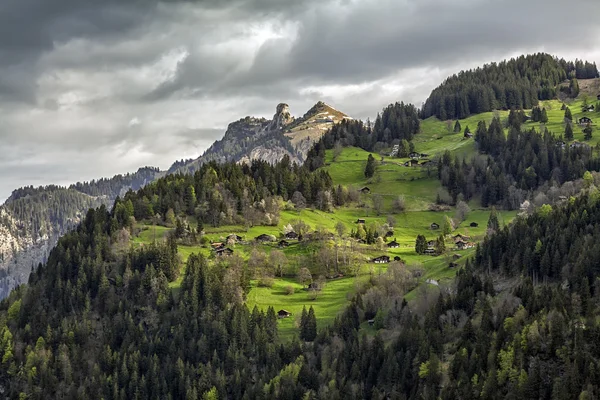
[421,53,599,120]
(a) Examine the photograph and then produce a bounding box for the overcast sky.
[1,0,600,203]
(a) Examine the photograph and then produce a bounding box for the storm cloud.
[1,0,600,201]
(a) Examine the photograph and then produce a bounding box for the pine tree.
[435,235,446,255]
[415,235,427,254]
[565,107,573,122]
[565,122,574,140]
[487,207,499,232]
[584,126,593,141]
[300,306,308,340]
[365,154,376,178]
[453,120,462,133]
[307,306,317,341]
[541,108,548,123]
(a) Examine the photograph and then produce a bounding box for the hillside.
[421,53,599,120]
[4,53,600,398]
[0,167,162,299]
[174,101,350,174]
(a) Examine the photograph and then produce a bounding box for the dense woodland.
[118,156,333,229]
[3,163,600,399]
[438,113,592,208]
[422,53,599,120]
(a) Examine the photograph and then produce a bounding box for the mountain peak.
[267,103,294,131]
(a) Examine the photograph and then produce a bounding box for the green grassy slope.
[130,91,600,340]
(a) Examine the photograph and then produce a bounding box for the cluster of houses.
[210,234,243,257]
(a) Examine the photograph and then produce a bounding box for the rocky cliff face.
[175,101,349,174]
[0,168,161,299]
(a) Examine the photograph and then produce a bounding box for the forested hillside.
[0,168,161,300]
[421,53,599,120]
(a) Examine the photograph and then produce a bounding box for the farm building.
[285,231,299,240]
[387,240,400,249]
[227,234,243,242]
[278,240,290,248]
[469,222,478,227]
[373,255,390,264]
[579,117,593,125]
[356,218,366,224]
[430,222,440,230]
[360,187,371,194]
[278,310,292,318]
[255,234,275,242]
[216,248,234,257]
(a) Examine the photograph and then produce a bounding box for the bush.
[258,277,275,288]
[285,285,295,295]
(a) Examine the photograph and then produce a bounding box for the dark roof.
[385,231,394,237]
[360,187,371,192]
[430,222,440,228]
[216,248,234,256]
[277,309,291,316]
[278,240,290,247]
[373,255,390,262]
[387,240,399,247]
[256,234,273,241]
[285,231,299,239]
[393,256,402,261]
[356,218,366,223]
[469,222,478,227]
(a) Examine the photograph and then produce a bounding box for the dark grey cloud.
[1,0,600,202]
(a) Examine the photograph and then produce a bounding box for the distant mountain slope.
[0,167,162,299]
[421,53,599,120]
[174,101,349,174]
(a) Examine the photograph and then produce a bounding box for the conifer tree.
[453,120,462,133]
[364,154,376,178]
[415,235,427,254]
[565,122,574,140]
[565,107,573,122]
[541,108,548,123]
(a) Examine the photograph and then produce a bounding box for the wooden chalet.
[216,248,234,257]
[387,240,400,249]
[255,234,274,242]
[385,230,394,238]
[453,233,470,243]
[393,256,402,262]
[373,255,390,264]
[464,132,473,139]
[278,240,290,248]
[469,222,478,227]
[430,222,440,230]
[409,152,421,159]
[583,104,595,112]
[227,234,243,242]
[277,310,292,318]
[424,248,436,255]
[427,240,436,248]
[285,231,299,240]
[356,218,366,224]
[360,187,371,194]
[579,116,593,125]
[420,153,430,158]
[455,240,475,250]
[452,253,462,260]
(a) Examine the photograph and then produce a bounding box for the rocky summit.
[174,101,350,173]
